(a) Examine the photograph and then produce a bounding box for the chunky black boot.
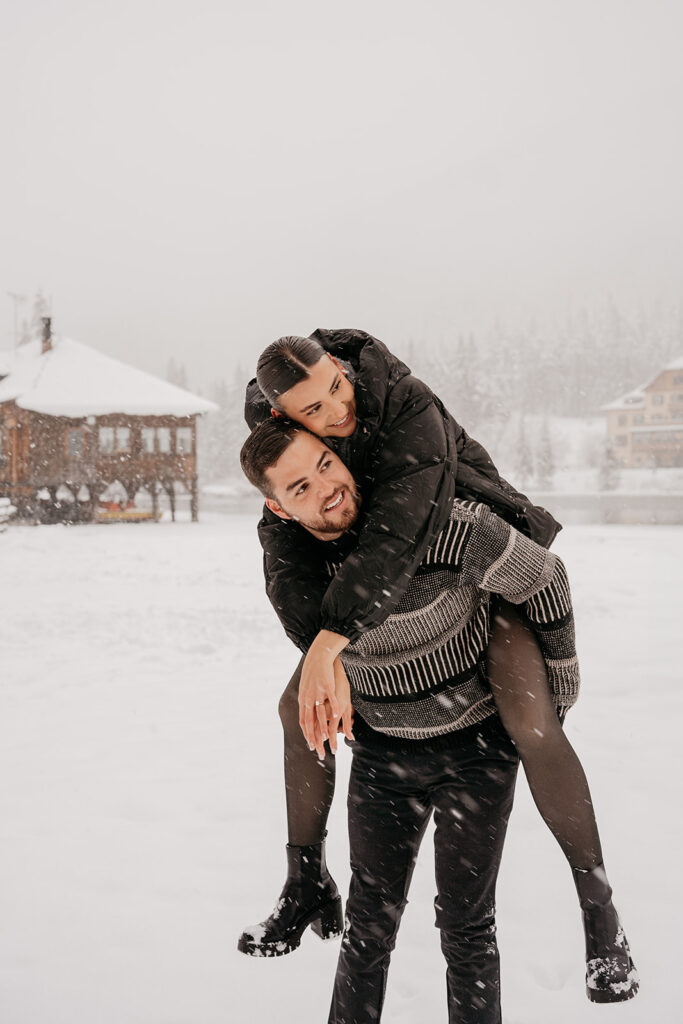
[573,864,639,1003]
[238,836,343,957]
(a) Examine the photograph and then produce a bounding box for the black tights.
[279,602,602,869]
[487,600,602,869]
[279,662,336,846]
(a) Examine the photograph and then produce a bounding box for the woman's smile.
[327,407,355,434]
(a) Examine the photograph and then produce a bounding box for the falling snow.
[0,514,680,1022]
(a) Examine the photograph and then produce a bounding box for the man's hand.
[299,630,350,756]
[325,658,355,754]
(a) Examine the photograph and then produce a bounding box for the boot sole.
[238,897,343,958]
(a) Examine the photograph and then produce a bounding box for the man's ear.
[265,497,292,521]
[270,407,282,419]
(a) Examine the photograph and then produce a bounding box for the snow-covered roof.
[601,387,646,412]
[602,353,683,411]
[641,353,683,391]
[0,336,218,417]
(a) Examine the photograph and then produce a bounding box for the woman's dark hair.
[240,418,302,499]
[256,335,326,409]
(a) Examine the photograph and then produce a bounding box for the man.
[240,418,580,1024]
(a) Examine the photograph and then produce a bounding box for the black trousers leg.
[328,743,432,1024]
[328,720,519,1024]
[432,725,518,1024]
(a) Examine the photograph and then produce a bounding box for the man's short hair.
[240,418,303,499]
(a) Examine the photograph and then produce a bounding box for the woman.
[239,328,638,1003]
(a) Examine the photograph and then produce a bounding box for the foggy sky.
[2,0,683,387]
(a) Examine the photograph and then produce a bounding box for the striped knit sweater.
[339,499,580,740]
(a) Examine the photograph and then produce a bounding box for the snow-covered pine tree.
[536,417,555,489]
[166,358,189,390]
[196,364,250,484]
[598,444,620,492]
[513,414,533,487]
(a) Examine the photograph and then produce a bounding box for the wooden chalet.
[0,319,217,522]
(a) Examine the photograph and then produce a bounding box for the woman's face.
[275,355,357,438]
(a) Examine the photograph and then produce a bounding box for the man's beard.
[299,489,361,536]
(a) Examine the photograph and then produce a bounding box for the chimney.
[41,316,52,354]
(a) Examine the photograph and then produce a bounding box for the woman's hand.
[299,630,350,756]
[309,657,355,758]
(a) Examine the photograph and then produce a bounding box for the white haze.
[2,0,683,384]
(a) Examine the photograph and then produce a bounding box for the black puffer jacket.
[244,328,561,652]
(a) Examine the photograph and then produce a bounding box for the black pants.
[328,717,519,1024]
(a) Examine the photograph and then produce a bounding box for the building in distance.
[603,354,683,468]
[0,319,218,522]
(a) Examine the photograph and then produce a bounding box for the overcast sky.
[2,0,682,386]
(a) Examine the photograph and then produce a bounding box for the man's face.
[275,354,357,438]
[264,431,360,540]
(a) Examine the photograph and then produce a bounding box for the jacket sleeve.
[257,508,332,653]
[318,376,456,642]
[459,502,580,710]
[453,427,562,548]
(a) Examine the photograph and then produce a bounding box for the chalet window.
[157,427,171,453]
[634,414,644,424]
[615,435,627,446]
[67,429,83,458]
[618,414,627,426]
[142,427,155,453]
[99,427,115,452]
[99,426,131,453]
[116,427,131,452]
[176,427,193,454]
[674,374,683,385]
[141,427,173,453]
[652,395,664,405]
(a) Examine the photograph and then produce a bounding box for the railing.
[530,490,683,525]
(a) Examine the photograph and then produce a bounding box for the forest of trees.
[408,302,682,424]
[190,365,252,487]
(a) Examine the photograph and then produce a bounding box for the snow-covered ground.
[1,516,680,1023]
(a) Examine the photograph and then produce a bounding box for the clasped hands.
[299,630,355,759]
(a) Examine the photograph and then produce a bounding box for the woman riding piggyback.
[239,328,637,1005]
